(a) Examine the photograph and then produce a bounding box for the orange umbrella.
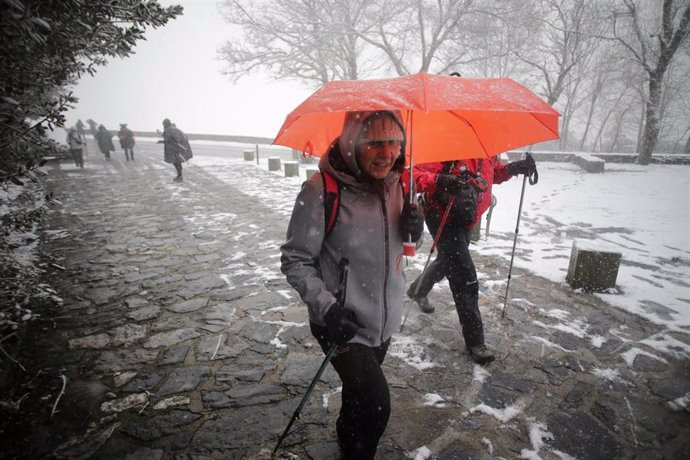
[273,72,560,163]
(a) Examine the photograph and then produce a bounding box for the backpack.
[181,134,193,160]
[431,160,482,226]
[321,171,340,237]
[453,177,478,226]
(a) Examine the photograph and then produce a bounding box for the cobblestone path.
[4,141,689,459]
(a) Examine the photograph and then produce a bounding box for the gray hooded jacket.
[280,111,413,347]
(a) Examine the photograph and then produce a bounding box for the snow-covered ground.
[188,148,690,337]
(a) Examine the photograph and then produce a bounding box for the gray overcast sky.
[66,0,312,137]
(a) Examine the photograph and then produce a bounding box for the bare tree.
[516,0,602,106]
[218,0,374,85]
[348,0,481,75]
[610,0,690,164]
[217,0,493,83]
[463,0,542,78]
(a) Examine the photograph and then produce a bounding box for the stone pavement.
[3,141,689,459]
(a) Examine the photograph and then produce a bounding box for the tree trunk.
[637,75,662,165]
[579,90,599,150]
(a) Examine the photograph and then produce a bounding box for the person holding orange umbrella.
[280,110,424,459]
[409,154,537,364]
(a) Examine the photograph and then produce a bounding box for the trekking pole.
[400,196,455,332]
[272,259,350,458]
[271,344,337,458]
[501,153,538,319]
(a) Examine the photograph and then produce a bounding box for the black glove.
[324,302,361,345]
[400,200,424,242]
[507,153,537,177]
[435,174,466,195]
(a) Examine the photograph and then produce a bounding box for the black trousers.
[411,207,485,347]
[310,322,390,460]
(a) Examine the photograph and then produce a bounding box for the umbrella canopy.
[273,72,559,164]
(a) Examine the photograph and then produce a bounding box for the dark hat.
[162,118,171,127]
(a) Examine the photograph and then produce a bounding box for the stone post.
[566,239,622,291]
[284,161,299,177]
[243,150,254,161]
[306,168,319,180]
[268,157,281,171]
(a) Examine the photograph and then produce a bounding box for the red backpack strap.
[321,171,340,237]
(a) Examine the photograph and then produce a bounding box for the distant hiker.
[118,123,136,161]
[281,110,424,459]
[86,119,98,137]
[409,153,537,365]
[75,119,89,155]
[159,118,192,182]
[66,127,84,168]
[75,119,86,142]
[95,124,115,160]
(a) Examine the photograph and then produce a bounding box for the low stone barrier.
[243,150,254,161]
[566,239,622,291]
[572,153,605,173]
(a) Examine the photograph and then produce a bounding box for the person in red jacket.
[410,153,536,364]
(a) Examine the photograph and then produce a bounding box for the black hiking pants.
[411,207,485,347]
[310,323,390,460]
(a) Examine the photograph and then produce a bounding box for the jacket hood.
[319,110,406,184]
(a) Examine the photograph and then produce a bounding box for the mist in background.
[66,0,311,137]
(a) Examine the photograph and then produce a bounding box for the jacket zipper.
[380,189,389,343]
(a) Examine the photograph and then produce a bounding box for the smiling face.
[356,112,404,180]
[358,140,403,180]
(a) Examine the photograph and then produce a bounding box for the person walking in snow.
[409,153,537,364]
[281,110,424,459]
[66,127,84,168]
[118,123,136,161]
[95,124,115,160]
[159,118,191,182]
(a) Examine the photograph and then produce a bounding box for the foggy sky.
[66,0,312,137]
